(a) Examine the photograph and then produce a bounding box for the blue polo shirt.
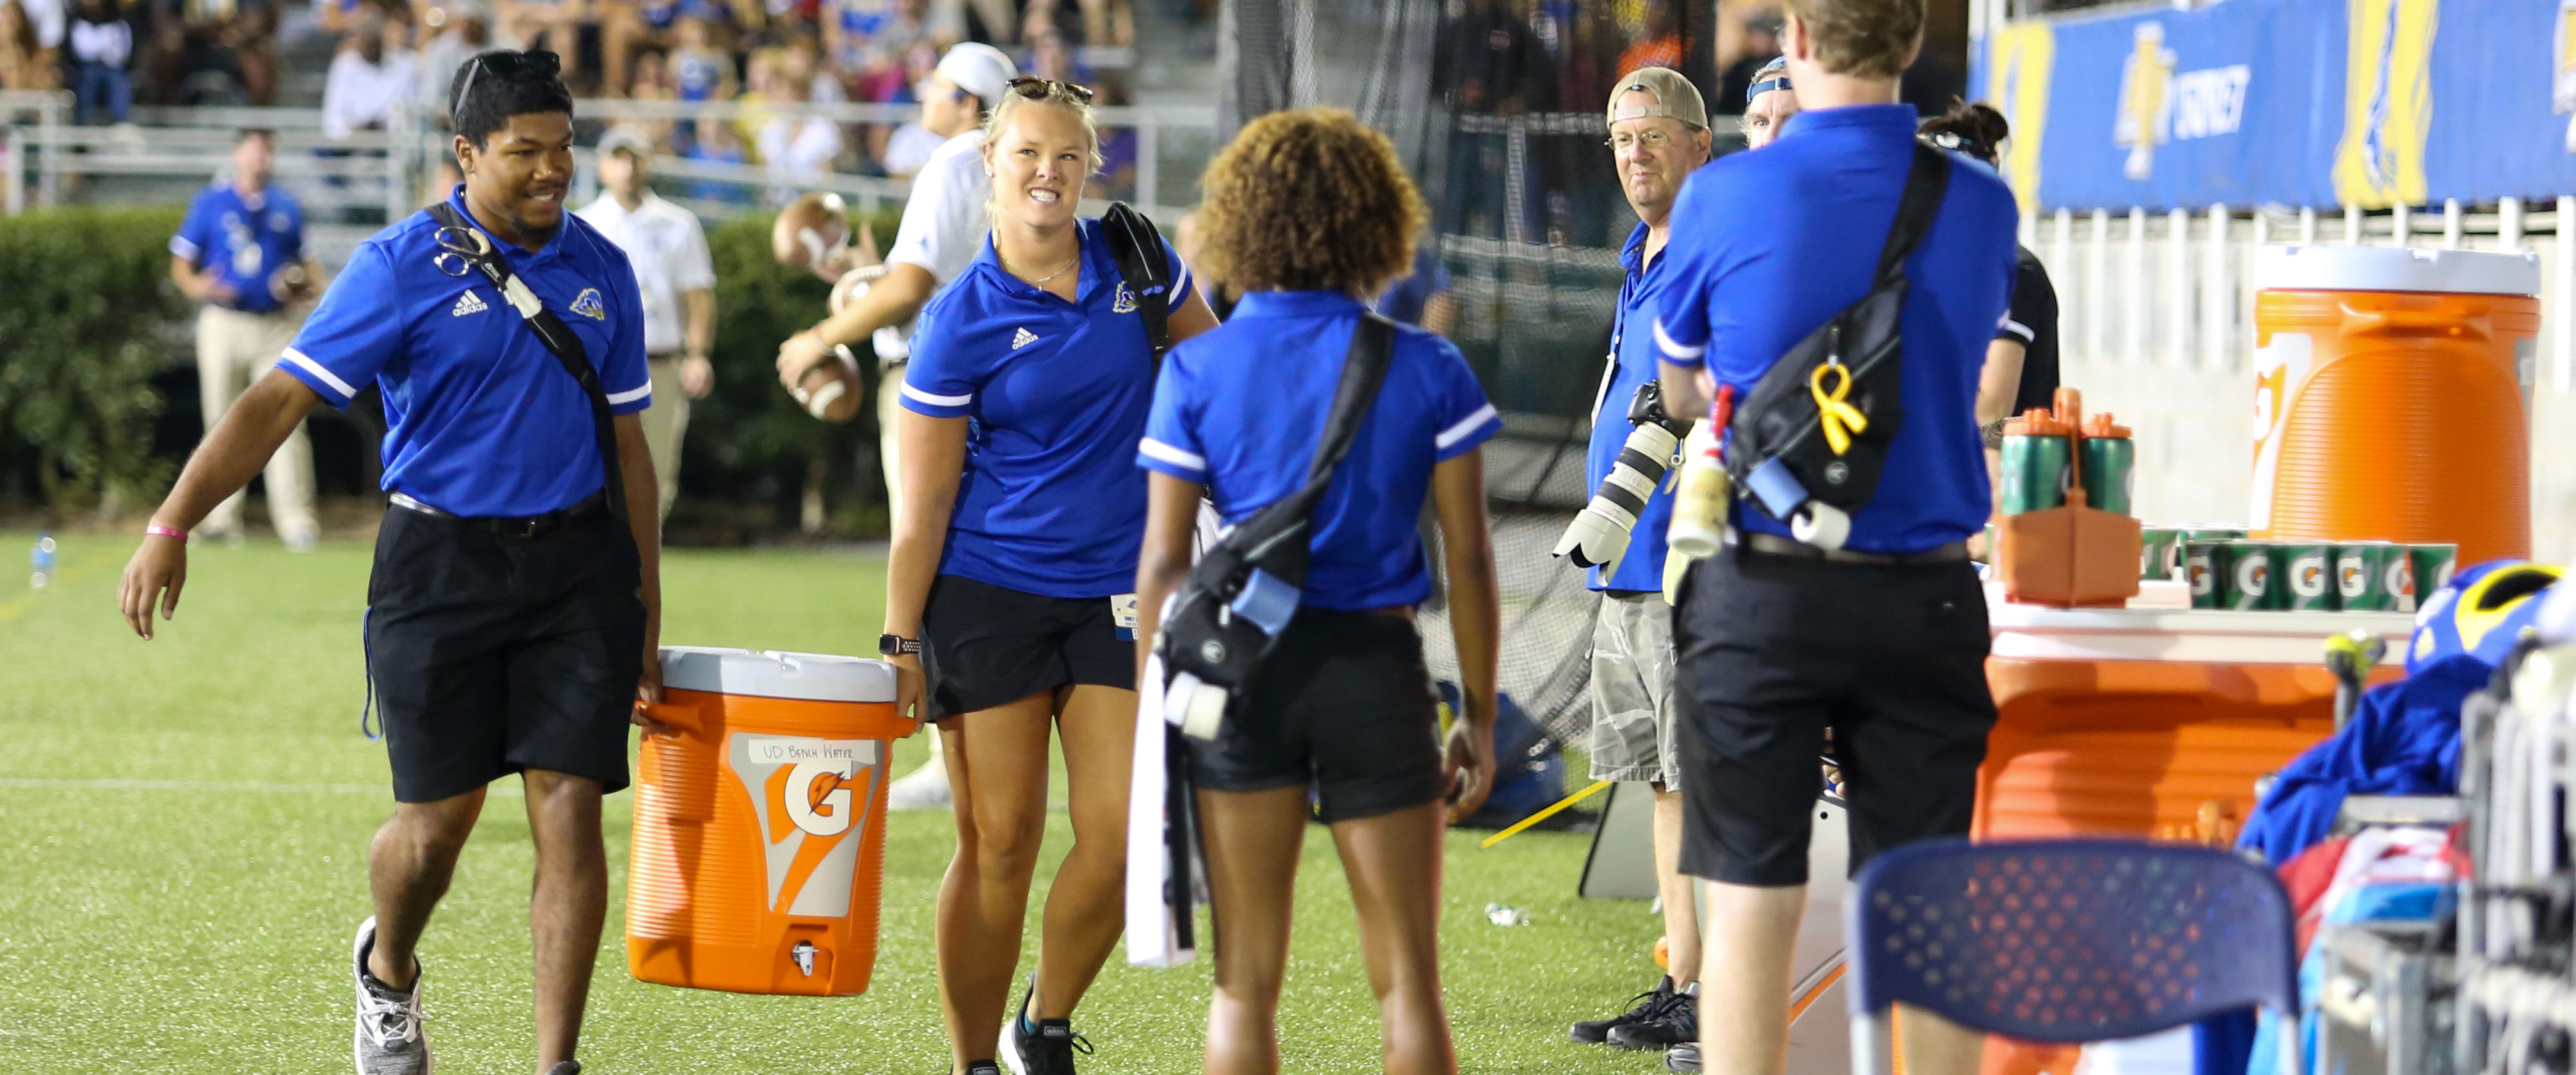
[1137,291,1502,611]
[1650,104,2019,555]
[1587,222,1678,592]
[276,188,652,518]
[900,217,1196,599]
[171,181,305,314]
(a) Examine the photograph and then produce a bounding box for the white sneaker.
[886,755,951,811]
[351,918,430,1075]
[283,527,320,553]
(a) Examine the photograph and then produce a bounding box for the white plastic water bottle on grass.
[30,531,55,589]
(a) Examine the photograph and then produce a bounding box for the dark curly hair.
[1919,100,2010,164]
[1195,108,1425,297]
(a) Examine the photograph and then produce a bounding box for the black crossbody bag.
[1726,145,1950,526]
[425,202,630,525]
[1099,202,1173,353]
[1156,313,1396,737]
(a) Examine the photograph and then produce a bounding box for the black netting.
[1220,0,1729,744]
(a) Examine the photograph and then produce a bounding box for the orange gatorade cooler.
[627,647,911,996]
[2250,245,2541,566]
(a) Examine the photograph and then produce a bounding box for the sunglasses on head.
[454,49,563,114]
[1006,76,1094,104]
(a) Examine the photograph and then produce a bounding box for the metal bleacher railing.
[1,93,1219,269]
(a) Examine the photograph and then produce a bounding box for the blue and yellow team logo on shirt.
[2333,0,2436,209]
[1113,283,1137,314]
[569,287,608,321]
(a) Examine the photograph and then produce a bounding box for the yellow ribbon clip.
[1809,363,1868,456]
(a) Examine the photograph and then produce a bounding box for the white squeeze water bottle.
[31,531,56,589]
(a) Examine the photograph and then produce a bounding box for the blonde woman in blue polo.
[879,77,1220,1075]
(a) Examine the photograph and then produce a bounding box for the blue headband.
[1747,74,1792,100]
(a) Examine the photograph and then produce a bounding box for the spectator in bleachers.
[1614,0,1684,77]
[497,0,581,82]
[756,44,841,199]
[411,1,487,115]
[68,0,134,125]
[9,0,65,54]
[870,38,940,173]
[626,45,678,148]
[601,0,731,99]
[824,0,919,101]
[320,2,413,139]
[1092,71,1134,200]
[683,112,751,204]
[0,0,60,89]
[668,10,733,100]
[1716,8,1782,114]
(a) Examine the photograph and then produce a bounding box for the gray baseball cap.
[1607,67,1710,131]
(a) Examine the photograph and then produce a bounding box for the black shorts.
[920,574,1134,719]
[1673,546,1996,886]
[366,504,646,804]
[1190,609,1445,824]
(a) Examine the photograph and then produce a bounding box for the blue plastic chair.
[1846,838,2301,1075]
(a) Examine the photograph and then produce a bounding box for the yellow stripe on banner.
[2332,0,2438,209]
[1985,20,2055,214]
[1477,779,1614,850]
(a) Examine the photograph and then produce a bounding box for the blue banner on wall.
[1977,0,2576,212]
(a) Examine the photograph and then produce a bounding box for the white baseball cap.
[936,43,1018,109]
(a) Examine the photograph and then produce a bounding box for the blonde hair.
[1782,0,1926,80]
[981,83,1104,223]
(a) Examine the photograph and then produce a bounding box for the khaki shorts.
[1587,591,1682,790]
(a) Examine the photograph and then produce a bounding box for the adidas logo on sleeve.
[451,290,488,317]
[1011,327,1039,351]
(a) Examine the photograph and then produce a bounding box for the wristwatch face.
[877,633,914,657]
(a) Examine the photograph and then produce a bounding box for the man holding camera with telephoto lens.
[1555,66,1715,1062]
[1648,1,2019,1074]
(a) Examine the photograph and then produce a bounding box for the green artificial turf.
[0,531,1664,1074]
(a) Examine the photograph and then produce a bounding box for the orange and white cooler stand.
[2248,245,2541,566]
[626,648,912,996]
[1968,590,2412,1075]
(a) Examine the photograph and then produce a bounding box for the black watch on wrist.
[878,633,922,657]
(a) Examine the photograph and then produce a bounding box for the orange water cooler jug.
[2249,245,2541,565]
[628,647,911,996]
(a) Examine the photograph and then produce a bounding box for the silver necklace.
[1006,251,1079,285]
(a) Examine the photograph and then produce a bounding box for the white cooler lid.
[659,646,896,703]
[2254,244,2540,297]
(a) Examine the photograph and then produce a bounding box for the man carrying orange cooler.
[118,50,661,1075]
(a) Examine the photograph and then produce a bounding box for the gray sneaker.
[1664,1042,1702,1073]
[351,918,430,1075]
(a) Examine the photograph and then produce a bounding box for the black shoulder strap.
[1101,201,1173,355]
[1872,144,1955,288]
[425,202,629,524]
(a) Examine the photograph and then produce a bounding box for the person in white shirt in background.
[321,4,414,140]
[772,40,1015,812]
[758,47,845,203]
[66,0,130,127]
[578,127,717,522]
[412,0,489,117]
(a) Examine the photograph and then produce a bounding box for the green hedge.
[0,203,907,538]
[0,207,189,518]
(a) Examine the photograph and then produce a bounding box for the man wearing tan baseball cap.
[1562,64,1717,1066]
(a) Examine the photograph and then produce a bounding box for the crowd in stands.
[0,0,1168,203]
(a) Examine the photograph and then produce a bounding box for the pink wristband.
[145,525,188,542]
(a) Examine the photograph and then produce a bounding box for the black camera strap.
[1100,201,1173,355]
[425,202,628,525]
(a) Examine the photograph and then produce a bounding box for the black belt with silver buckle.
[390,490,608,539]
[1737,531,1969,566]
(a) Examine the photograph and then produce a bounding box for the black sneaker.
[1664,1042,1703,1072]
[999,975,1092,1075]
[964,1064,1002,1075]
[545,1064,581,1075]
[1570,976,1680,1044]
[1607,982,1697,1050]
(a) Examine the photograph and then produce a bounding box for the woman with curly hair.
[888,76,1220,1075]
[1131,107,1504,1075]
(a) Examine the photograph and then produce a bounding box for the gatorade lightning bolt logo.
[727,735,880,916]
[2290,552,2330,601]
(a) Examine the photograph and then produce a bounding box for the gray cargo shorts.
[1586,591,1682,790]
